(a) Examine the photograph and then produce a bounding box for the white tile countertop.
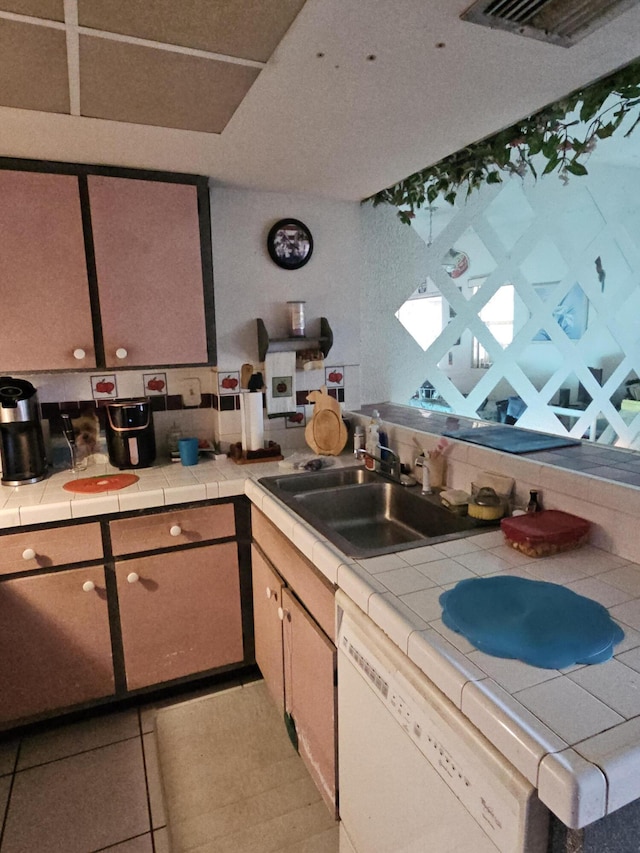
[0,455,277,528]
[244,476,640,832]
[3,451,640,830]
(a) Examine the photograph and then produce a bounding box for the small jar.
[527,490,542,513]
[287,301,306,337]
[167,422,183,454]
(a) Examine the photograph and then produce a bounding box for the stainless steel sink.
[259,467,493,558]
[263,467,379,493]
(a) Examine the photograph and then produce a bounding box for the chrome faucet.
[356,444,402,483]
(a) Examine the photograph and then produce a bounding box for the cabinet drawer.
[110,503,235,556]
[252,508,335,642]
[0,523,103,577]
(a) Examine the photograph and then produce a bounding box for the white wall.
[210,186,363,371]
[209,185,368,449]
[359,202,430,405]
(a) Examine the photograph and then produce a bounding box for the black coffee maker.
[0,377,47,486]
[105,398,156,469]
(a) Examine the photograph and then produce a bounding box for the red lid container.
[501,510,590,557]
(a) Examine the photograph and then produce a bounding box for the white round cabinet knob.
[82,580,96,592]
[169,524,182,537]
[115,347,128,360]
[127,572,140,584]
[266,587,273,600]
[22,548,36,561]
[73,348,86,360]
[278,606,289,622]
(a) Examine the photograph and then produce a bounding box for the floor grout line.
[139,709,158,853]
[0,737,21,852]
[14,732,142,774]
[91,829,155,852]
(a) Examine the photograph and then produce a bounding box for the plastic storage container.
[501,510,590,557]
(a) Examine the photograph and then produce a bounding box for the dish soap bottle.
[365,411,381,471]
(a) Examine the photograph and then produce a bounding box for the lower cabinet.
[281,588,337,814]
[116,542,244,690]
[251,544,285,711]
[0,565,114,725]
[251,508,338,815]
[0,497,253,731]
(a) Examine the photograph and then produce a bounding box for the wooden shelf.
[257,317,333,363]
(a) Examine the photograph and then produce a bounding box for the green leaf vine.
[366,59,640,225]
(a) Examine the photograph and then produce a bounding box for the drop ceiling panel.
[0,19,69,113]
[0,0,63,20]
[77,0,307,62]
[79,35,261,133]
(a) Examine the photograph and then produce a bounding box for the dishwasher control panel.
[388,684,473,792]
[342,630,475,804]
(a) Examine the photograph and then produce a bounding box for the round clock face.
[267,219,313,270]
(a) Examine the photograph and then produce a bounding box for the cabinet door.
[0,170,95,371]
[88,175,208,368]
[252,509,335,640]
[116,542,243,690]
[0,566,114,726]
[251,545,284,712]
[282,588,337,815]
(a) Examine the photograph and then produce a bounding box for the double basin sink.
[259,466,496,558]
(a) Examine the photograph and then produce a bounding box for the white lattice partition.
[402,162,640,449]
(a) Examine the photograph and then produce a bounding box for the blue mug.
[178,437,199,466]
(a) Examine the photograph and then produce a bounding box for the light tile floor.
[0,677,251,853]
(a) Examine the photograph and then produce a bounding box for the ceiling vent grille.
[460,0,637,46]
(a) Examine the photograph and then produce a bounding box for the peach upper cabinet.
[88,175,210,368]
[0,170,96,371]
[0,162,215,373]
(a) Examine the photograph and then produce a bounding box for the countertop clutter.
[3,449,640,833]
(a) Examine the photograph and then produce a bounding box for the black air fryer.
[0,376,47,485]
[105,398,156,469]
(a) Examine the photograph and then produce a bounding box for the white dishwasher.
[337,592,549,853]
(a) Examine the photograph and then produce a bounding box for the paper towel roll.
[240,391,264,452]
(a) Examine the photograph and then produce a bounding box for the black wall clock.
[267,219,313,270]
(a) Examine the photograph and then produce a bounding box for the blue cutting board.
[440,576,624,669]
[442,425,579,454]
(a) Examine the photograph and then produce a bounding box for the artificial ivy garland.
[366,59,640,224]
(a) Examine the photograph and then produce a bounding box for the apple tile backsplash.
[29,363,361,461]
